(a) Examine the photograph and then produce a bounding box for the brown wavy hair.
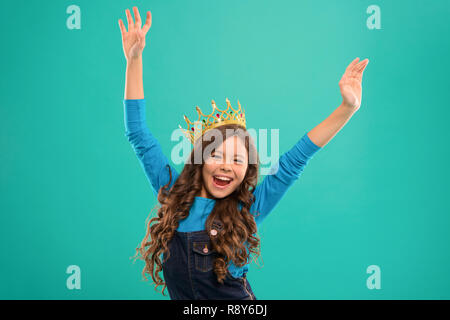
[132,123,262,296]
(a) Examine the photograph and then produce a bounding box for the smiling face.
[200,135,248,199]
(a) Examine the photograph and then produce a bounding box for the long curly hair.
[132,123,262,296]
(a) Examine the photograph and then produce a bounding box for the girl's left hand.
[338,57,369,111]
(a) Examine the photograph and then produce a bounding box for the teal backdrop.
[1,0,449,299]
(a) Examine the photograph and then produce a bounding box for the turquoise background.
[1,0,449,299]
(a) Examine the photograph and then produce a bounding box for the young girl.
[119,7,369,300]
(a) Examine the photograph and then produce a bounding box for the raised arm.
[124,99,179,197]
[119,7,152,99]
[250,132,321,226]
[249,57,369,225]
[120,8,179,196]
[308,57,369,147]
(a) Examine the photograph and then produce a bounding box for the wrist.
[340,101,359,113]
[126,55,143,67]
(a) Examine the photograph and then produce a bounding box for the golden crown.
[178,98,246,144]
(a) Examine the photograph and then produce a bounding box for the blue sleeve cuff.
[123,99,146,133]
[288,132,321,163]
[301,132,321,157]
[124,99,145,102]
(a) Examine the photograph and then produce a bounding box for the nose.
[219,163,232,173]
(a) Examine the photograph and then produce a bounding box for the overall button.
[192,241,216,272]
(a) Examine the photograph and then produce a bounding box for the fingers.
[118,19,127,37]
[342,57,359,81]
[356,59,369,73]
[354,59,369,80]
[346,57,369,80]
[142,11,152,35]
[345,57,360,73]
[124,7,151,34]
[358,61,369,81]
[133,7,142,29]
[125,8,134,30]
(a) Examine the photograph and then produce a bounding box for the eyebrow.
[213,150,245,159]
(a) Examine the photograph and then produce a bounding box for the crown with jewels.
[178,98,246,144]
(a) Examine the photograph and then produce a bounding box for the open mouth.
[212,175,233,188]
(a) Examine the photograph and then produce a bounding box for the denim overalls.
[162,220,257,300]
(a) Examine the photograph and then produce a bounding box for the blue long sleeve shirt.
[123,99,321,278]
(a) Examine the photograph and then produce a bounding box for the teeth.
[215,176,231,181]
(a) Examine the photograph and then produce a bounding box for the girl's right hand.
[118,7,152,62]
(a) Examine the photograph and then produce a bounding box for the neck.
[198,185,213,199]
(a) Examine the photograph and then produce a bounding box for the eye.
[235,159,243,163]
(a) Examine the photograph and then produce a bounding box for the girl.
[119,7,369,300]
